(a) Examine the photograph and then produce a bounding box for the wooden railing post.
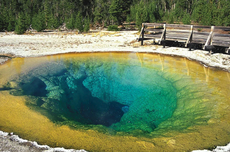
[153,25,156,44]
[160,24,166,48]
[137,23,145,45]
[186,25,193,49]
[141,24,145,45]
[204,26,215,50]
[227,47,230,54]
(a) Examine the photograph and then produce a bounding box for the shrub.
[108,25,120,31]
[197,28,202,32]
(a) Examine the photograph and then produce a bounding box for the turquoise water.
[5,54,177,134]
[1,53,230,151]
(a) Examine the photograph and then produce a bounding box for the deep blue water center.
[9,55,177,133]
[16,70,127,127]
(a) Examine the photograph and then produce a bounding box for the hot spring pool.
[0,52,230,151]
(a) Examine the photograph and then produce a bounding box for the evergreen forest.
[0,0,230,34]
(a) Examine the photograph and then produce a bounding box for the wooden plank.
[166,34,189,39]
[191,39,207,44]
[192,36,208,41]
[193,35,209,39]
[145,28,163,32]
[166,30,191,34]
[193,32,210,36]
[166,37,187,41]
[212,42,230,47]
[212,42,230,46]
[193,25,212,29]
[146,27,164,30]
[166,24,192,29]
[212,41,230,45]
[146,32,162,35]
[213,33,230,37]
[148,31,163,35]
[145,34,162,38]
[212,38,230,43]
[138,38,155,41]
[144,24,218,30]
[213,26,230,30]
[143,23,164,28]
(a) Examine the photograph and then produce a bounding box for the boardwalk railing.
[137,23,230,53]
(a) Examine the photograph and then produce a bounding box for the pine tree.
[50,15,60,29]
[0,15,5,31]
[223,2,230,26]
[94,0,110,25]
[129,5,136,22]
[126,15,131,23]
[53,17,60,29]
[109,0,132,25]
[2,0,230,32]
[7,21,14,31]
[136,11,141,31]
[66,14,75,30]
[200,3,213,25]
[15,13,26,34]
[168,12,174,24]
[84,17,90,32]
[43,0,50,27]
[1,5,8,31]
[46,13,60,29]
[47,14,54,29]
[148,1,157,22]
[75,12,83,32]
[109,0,121,24]
[191,5,201,23]
[142,7,149,23]
[32,11,46,32]
[7,11,15,31]
[182,13,191,25]
[213,0,230,26]
[24,13,31,30]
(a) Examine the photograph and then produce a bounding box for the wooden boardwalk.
[137,23,230,54]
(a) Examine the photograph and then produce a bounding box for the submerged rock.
[122,106,129,113]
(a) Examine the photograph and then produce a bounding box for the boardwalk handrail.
[138,23,230,54]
